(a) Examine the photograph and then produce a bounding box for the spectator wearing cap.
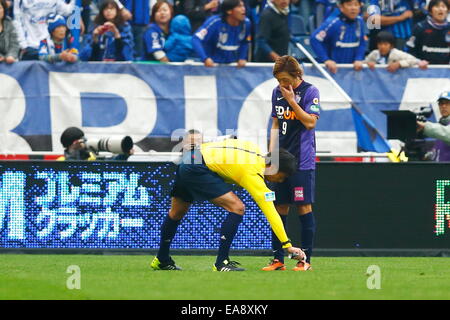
[365,30,429,71]
[417,91,450,162]
[0,0,19,63]
[368,0,414,50]
[58,126,134,161]
[38,14,78,63]
[13,0,76,61]
[164,14,194,62]
[58,127,96,161]
[192,0,252,67]
[310,0,366,73]
[406,0,450,64]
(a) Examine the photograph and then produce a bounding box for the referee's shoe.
[151,256,182,270]
[213,259,245,271]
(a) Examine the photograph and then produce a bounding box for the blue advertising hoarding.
[0,62,449,154]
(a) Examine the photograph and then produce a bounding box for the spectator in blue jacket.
[165,14,194,62]
[310,0,366,73]
[192,0,252,67]
[121,0,150,59]
[142,0,174,62]
[79,0,134,61]
[315,0,340,26]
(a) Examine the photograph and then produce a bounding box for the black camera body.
[383,106,434,161]
[414,106,433,123]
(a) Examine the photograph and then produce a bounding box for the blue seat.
[308,14,317,34]
[290,14,307,36]
[289,35,317,62]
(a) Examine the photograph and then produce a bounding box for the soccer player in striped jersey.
[150,136,306,272]
[261,55,320,272]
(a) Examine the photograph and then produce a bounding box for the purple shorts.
[272,169,315,205]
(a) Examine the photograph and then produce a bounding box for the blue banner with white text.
[0,61,448,153]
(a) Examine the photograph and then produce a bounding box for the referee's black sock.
[157,215,181,262]
[216,212,243,265]
[271,215,287,263]
[299,212,316,264]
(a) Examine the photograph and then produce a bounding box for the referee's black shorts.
[170,150,233,203]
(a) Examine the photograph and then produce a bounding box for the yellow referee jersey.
[200,139,291,248]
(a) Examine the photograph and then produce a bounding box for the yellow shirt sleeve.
[239,174,292,249]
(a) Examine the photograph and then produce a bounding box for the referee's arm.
[239,174,292,248]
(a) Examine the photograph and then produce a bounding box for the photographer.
[58,127,134,161]
[417,91,450,162]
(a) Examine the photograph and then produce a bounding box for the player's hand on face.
[325,60,337,74]
[280,84,295,104]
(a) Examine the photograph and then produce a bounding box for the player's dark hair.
[267,148,297,176]
[150,0,174,23]
[221,0,242,17]
[273,55,304,79]
[428,0,450,11]
[376,31,395,46]
[95,0,126,27]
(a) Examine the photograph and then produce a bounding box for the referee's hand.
[287,247,306,261]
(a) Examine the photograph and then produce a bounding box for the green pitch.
[1,255,449,300]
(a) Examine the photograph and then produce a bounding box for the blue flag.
[351,107,391,153]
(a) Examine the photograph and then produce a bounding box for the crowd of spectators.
[0,0,448,71]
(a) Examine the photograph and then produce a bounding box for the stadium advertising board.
[1,161,448,251]
[0,62,449,154]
